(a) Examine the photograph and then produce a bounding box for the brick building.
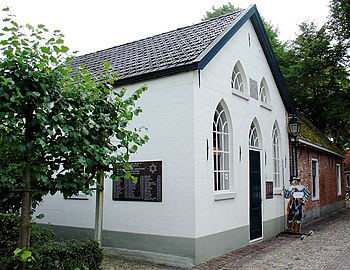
[344,149,350,188]
[293,117,345,222]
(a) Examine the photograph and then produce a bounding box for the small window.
[336,164,341,195]
[231,61,247,94]
[347,175,350,187]
[249,122,259,148]
[272,124,281,188]
[213,103,230,191]
[259,79,268,104]
[231,64,244,92]
[311,159,319,199]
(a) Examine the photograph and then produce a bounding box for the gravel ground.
[101,203,350,270]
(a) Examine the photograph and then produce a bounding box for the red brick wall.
[295,145,344,212]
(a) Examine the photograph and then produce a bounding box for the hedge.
[35,239,103,270]
[0,214,103,270]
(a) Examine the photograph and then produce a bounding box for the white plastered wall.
[193,19,290,238]
[37,71,198,238]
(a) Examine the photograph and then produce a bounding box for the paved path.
[102,204,350,270]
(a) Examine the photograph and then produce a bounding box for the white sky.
[1,0,331,55]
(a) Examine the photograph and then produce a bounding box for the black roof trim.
[113,62,199,87]
[198,8,252,69]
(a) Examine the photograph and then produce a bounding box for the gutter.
[298,138,344,159]
[113,62,199,87]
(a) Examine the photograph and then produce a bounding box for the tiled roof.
[70,10,243,82]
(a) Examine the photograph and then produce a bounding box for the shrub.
[0,214,103,269]
[0,214,54,252]
[30,224,55,248]
[35,239,104,270]
[0,213,55,269]
[0,214,20,257]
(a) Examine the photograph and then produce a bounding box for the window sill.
[260,103,272,111]
[232,90,250,101]
[214,191,237,201]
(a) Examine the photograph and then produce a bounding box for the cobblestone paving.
[102,205,350,270]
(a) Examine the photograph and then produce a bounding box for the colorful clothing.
[284,180,311,232]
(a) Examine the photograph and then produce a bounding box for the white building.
[38,5,295,266]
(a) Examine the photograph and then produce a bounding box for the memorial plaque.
[112,161,162,202]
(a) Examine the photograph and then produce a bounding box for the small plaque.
[266,182,273,199]
[249,78,258,100]
[112,161,162,202]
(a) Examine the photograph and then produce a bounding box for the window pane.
[223,133,229,151]
[224,172,229,190]
[312,160,318,197]
[223,153,229,170]
[219,172,224,190]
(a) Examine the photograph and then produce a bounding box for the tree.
[202,2,240,21]
[284,21,350,147]
[329,0,350,66]
[0,7,148,252]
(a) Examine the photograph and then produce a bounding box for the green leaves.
[282,18,350,148]
[0,7,149,212]
[13,247,36,265]
[40,46,50,53]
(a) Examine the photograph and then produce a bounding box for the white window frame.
[213,104,230,192]
[231,62,250,101]
[260,81,268,104]
[336,163,341,195]
[272,125,281,188]
[231,64,244,92]
[259,78,272,111]
[311,159,319,200]
[249,122,259,148]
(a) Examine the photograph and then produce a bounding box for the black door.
[249,150,262,240]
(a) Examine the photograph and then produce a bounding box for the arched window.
[213,103,230,191]
[259,79,268,104]
[272,124,281,187]
[249,122,259,148]
[231,62,246,93]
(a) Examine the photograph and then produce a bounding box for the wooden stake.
[94,170,104,245]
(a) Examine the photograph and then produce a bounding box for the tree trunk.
[18,162,31,248]
[94,170,104,245]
